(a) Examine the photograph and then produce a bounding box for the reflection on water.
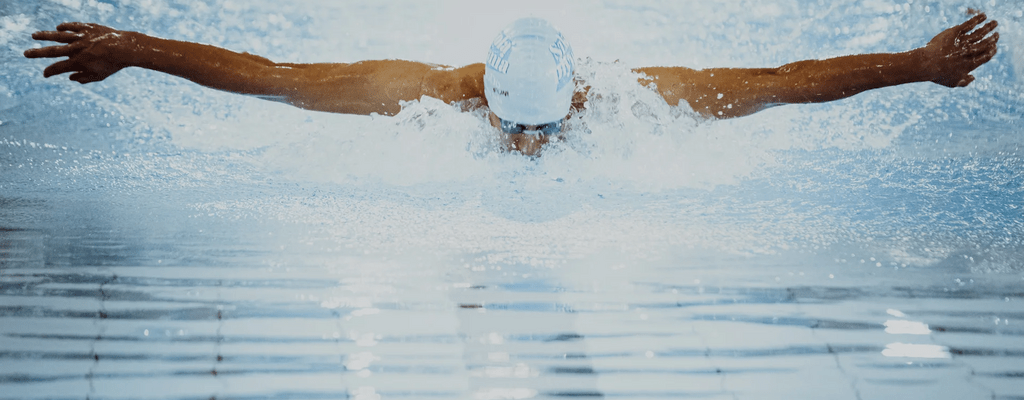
[882,343,951,359]
[1,211,1022,399]
[883,319,931,335]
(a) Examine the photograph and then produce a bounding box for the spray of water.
[1,0,1022,268]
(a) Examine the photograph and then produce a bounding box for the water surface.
[2,0,1023,399]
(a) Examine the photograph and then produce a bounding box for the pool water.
[2,0,1023,399]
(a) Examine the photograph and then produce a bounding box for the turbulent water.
[1,1,1023,399]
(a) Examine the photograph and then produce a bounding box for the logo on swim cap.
[487,31,514,74]
[549,35,574,91]
[484,18,575,126]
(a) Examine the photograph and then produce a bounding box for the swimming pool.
[2,0,1023,399]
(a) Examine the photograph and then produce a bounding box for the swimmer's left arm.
[636,13,999,119]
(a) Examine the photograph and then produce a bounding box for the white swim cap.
[484,18,575,125]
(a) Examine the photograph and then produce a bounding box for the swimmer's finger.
[973,41,998,64]
[967,20,998,43]
[967,32,999,56]
[43,59,80,78]
[24,44,79,59]
[955,13,987,35]
[56,22,96,33]
[957,31,995,56]
[958,75,975,87]
[982,32,999,49]
[31,30,83,44]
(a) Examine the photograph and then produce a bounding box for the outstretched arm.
[636,14,999,119]
[24,22,485,115]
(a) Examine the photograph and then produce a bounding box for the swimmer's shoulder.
[421,63,487,108]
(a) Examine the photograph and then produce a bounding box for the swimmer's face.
[488,112,566,157]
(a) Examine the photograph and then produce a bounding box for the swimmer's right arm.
[25,23,486,116]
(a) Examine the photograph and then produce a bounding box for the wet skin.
[487,111,562,156]
[25,14,999,156]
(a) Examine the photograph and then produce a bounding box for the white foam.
[4,0,1021,267]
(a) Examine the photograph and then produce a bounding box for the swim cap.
[484,18,575,125]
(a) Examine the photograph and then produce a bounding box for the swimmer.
[25,13,998,156]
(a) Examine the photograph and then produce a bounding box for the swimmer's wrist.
[909,45,943,84]
[117,31,152,68]
[117,31,183,71]
[906,48,928,82]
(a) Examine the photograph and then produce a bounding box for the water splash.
[1,0,1022,269]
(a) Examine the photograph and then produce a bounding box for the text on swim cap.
[549,34,574,91]
[487,32,514,73]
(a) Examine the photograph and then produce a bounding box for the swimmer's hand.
[24,22,129,84]
[922,13,999,88]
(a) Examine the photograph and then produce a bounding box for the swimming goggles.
[498,117,564,135]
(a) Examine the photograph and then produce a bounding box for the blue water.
[2,1,1023,399]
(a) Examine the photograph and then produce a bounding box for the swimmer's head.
[484,18,575,129]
